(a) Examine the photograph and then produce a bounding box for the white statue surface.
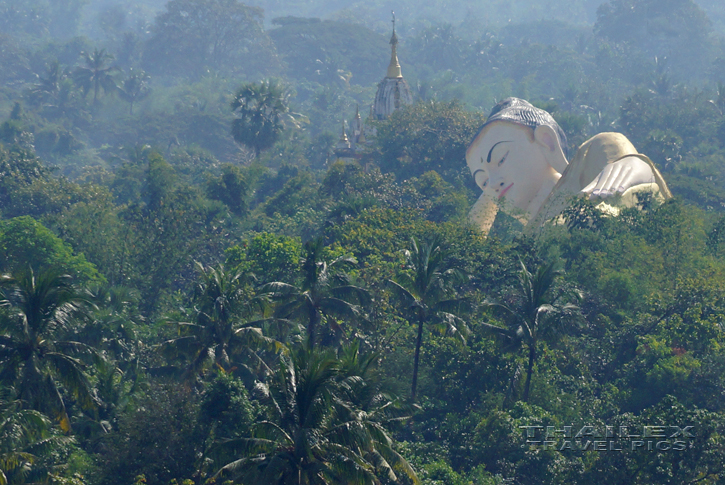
[465,98,672,234]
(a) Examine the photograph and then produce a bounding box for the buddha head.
[466,98,569,216]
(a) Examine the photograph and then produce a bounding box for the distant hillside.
[698,0,725,34]
[247,0,601,28]
[269,17,389,86]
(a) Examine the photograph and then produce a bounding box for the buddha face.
[466,121,562,215]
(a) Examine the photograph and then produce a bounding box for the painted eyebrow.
[487,141,511,164]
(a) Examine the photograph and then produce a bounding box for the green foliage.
[388,236,468,400]
[2,176,100,220]
[471,402,572,483]
[550,198,712,320]
[266,237,368,349]
[199,373,254,438]
[481,260,581,402]
[269,17,388,86]
[33,124,83,159]
[412,171,470,223]
[206,164,248,217]
[50,189,124,286]
[326,207,425,264]
[117,69,150,116]
[73,49,117,108]
[0,269,101,432]
[226,232,302,284]
[1,3,725,484]
[375,100,486,183]
[96,384,205,485]
[0,36,30,86]
[580,397,725,483]
[0,0,86,40]
[262,170,319,217]
[230,80,297,157]
[121,187,225,316]
[0,387,72,485]
[215,346,418,485]
[595,0,713,75]
[0,145,49,210]
[0,119,34,151]
[0,216,101,282]
[160,263,277,380]
[142,152,176,210]
[143,0,277,80]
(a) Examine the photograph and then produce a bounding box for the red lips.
[499,183,514,199]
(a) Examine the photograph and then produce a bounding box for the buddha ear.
[534,125,568,174]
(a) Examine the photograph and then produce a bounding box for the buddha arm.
[469,193,498,235]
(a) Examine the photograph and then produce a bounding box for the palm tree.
[43,78,89,123]
[161,263,280,381]
[335,342,416,461]
[214,347,418,485]
[230,80,304,157]
[0,269,100,432]
[481,261,580,402]
[117,69,150,115]
[26,62,88,123]
[387,236,469,401]
[265,238,369,350]
[709,81,725,116]
[26,61,66,107]
[73,48,118,107]
[69,286,143,442]
[0,387,70,485]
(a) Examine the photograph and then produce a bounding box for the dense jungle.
[4,0,725,484]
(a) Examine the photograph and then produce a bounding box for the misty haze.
[2,0,725,484]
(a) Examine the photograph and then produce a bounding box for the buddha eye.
[498,151,509,166]
[473,169,488,189]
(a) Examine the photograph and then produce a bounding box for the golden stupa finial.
[337,118,351,150]
[339,119,349,143]
[355,104,361,120]
[386,11,402,78]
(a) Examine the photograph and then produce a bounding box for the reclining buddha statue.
[465,97,671,234]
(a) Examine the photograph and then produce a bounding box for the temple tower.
[373,12,413,120]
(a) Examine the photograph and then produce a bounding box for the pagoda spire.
[352,104,362,138]
[386,11,402,78]
[337,119,350,149]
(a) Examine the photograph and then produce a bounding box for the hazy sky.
[75,0,725,41]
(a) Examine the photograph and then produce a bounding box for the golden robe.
[527,132,672,231]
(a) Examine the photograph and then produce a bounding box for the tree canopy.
[143,0,278,80]
[2,1,725,483]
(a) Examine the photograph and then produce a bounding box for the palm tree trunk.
[523,343,536,402]
[411,314,424,401]
[308,307,319,350]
